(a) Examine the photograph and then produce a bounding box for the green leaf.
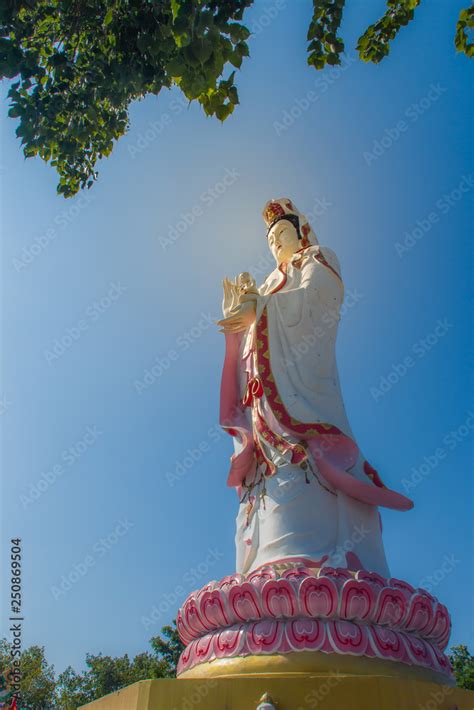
[86,106,98,122]
[228,87,239,104]
[189,38,213,64]
[326,52,340,65]
[166,56,183,76]
[228,23,251,43]
[229,51,242,68]
[236,41,249,58]
[216,104,231,121]
[175,31,191,48]
[171,0,180,21]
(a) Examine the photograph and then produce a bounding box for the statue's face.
[267,220,300,265]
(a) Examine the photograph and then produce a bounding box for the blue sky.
[1,0,472,674]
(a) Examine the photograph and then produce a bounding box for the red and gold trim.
[253,406,307,467]
[300,223,311,248]
[271,246,342,285]
[253,435,276,478]
[242,375,307,476]
[242,376,264,406]
[254,308,389,489]
[263,201,286,225]
[255,306,343,439]
[313,249,342,284]
[268,262,288,294]
[363,461,387,489]
[244,247,389,493]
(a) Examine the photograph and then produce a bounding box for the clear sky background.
[1,0,472,675]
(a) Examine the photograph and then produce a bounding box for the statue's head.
[262,198,318,266]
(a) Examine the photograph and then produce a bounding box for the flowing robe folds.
[220,245,413,576]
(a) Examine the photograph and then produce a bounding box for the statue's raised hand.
[221,277,240,318]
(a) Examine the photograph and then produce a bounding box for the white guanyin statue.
[176,199,454,686]
[217,198,413,578]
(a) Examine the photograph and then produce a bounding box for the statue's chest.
[262,266,302,296]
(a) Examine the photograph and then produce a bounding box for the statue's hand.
[221,277,240,318]
[239,293,258,304]
[217,300,256,333]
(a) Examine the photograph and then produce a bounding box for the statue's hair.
[266,214,302,239]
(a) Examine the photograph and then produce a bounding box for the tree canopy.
[0,637,473,707]
[0,641,56,709]
[0,624,184,709]
[448,644,474,690]
[1,0,472,197]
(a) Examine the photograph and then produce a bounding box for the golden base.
[178,650,454,686]
[79,676,474,710]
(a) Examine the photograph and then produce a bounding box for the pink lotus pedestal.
[176,560,454,686]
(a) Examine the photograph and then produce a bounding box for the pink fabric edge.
[220,333,414,512]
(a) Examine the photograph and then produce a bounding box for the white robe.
[234,246,390,577]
